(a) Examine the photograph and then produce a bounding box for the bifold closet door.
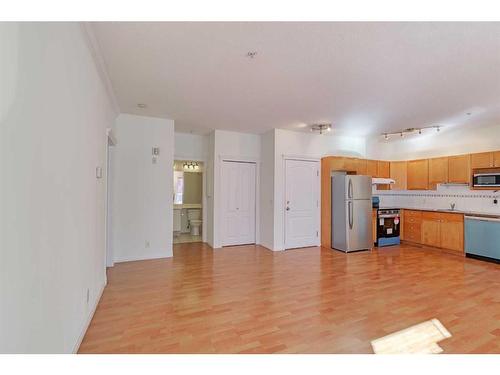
[221,161,256,246]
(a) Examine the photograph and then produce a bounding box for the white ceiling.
[92,22,500,136]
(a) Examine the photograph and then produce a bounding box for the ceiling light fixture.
[310,123,332,135]
[246,51,257,59]
[381,125,442,140]
[137,103,147,108]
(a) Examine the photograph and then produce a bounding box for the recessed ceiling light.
[137,103,147,109]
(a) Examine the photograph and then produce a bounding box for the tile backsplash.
[374,184,500,214]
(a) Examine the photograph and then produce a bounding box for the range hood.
[372,177,395,185]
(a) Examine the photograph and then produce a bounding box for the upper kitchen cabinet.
[494,152,500,167]
[390,161,407,190]
[376,160,391,190]
[407,159,429,190]
[343,157,357,172]
[471,152,494,169]
[448,154,471,184]
[366,160,378,177]
[355,158,367,175]
[377,161,390,178]
[428,157,449,189]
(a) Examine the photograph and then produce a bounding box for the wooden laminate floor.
[79,242,500,353]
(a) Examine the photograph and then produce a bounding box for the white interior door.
[285,159,320,249]
[221,161,256,246]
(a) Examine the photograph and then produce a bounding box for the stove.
[376,208,401,247]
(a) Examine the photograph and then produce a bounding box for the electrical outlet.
[86,288,90,304]
[145,241,150,248]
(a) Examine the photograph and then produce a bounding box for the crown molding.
[80,22,120,117]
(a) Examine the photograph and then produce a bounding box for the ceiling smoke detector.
[246,51,257,59]
[310,123,332,135]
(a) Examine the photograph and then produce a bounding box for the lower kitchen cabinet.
[440,213,464,253]
[403,210,422,243]
[403,210,464,253]
[421,212,441,247]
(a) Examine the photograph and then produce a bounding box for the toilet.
[187,209,202,236]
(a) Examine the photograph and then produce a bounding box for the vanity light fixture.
[310,123,332,134]
[183,161,199,170]
[382,125,442,140]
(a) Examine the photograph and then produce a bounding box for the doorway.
[173,160,204,244]
[220,160,257,246]
[284,158,320,249]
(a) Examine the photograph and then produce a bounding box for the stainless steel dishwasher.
[465,215,500,262]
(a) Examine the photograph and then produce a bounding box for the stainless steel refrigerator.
[331,174,372,252]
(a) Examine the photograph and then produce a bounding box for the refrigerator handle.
[348,201,353,229]
[348,178,353,199]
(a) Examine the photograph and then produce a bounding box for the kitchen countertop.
[377,206,500,219]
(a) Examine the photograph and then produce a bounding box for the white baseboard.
[72,281,106,354]
[114,253,173,263]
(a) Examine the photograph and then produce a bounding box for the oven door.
[377,214,401,238]
[473,173,500,188]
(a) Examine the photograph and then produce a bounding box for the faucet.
[450,203,456,211]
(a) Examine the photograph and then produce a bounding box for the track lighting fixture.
[382,125,442,140]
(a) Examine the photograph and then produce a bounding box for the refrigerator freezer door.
[346,199,372,251]
[345,175,372,200]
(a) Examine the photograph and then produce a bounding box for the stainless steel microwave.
[473,172,500,188]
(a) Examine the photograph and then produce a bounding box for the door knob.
[286,207,290,211]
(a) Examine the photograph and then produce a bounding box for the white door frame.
[282,155,321,250]
[173,156,208,244]
[105,128,116,269]
[216,155,260,248]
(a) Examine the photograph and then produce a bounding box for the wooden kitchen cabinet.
[407,159,429,190]
[321,157,344,248]
[403,210,422,243]
[377,161,390,178]
[355,158,367,175]
[376,160,391,190]
[421,212,441,248]
[366,160,378,177]
[448,154,471,184]
[440,213,464,253]
[403,210,464,253]
[428,157,448,189]
[471,152,494,169]
[343,157,357,172]
[390,161,407,190]
[493,151,500,167]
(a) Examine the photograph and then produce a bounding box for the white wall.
[174,132,209,160]
[272,129,366,250]
[211,130,261,248]
[366,123,500,161]
[206,131,216,247]
[111,114,174,262]
[0,23,117,353]
[259,130,275,251]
